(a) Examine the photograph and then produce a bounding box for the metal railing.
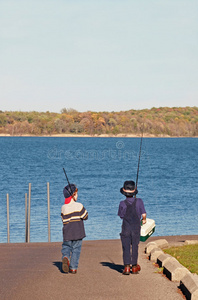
[6,182,51,243]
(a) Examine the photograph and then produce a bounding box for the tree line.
[0,106,197,137]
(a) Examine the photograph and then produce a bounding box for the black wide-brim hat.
[120,180,138,197]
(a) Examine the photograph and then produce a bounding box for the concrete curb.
[145,239,198,299]
[184,240,198,245]
[163,259,191,282]
[157,253,174,267]
[145,239,169,254]
[180,273,198,300]
[149,247,164,262]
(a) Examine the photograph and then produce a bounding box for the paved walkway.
[0,235,197,300]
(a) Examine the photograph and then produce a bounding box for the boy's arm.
[139,199,146,224]
[142,213,147,224]
[81,206,88,220]
[61,206,64,223]
[118,201,126,219]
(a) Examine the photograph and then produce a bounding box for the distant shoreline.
[0,133,197,138]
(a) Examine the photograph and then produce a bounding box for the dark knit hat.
[120,180,138,197]
[63,184,77,198]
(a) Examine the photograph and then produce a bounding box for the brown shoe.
[122,265,130,275]
[132,264,141,274]
[62,257,69,273]
[69,269,77,274]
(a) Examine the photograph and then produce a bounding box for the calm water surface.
[0,137,197,243]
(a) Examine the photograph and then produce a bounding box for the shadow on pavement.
[100,262,123,273]
[53,261,63,273]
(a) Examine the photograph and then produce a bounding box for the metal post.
[25,193,28,243]
[28,183,31,243]
[7,194,10,243]
[47,182,51,242]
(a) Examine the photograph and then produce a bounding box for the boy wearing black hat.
[61,184,88,274]
[118,180,146,275]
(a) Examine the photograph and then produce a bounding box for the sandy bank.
[0,133,196,138]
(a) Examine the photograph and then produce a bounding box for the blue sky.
[0,0,197,113]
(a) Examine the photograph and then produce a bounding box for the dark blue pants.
[120,198,141,265]
[121,231,140,265]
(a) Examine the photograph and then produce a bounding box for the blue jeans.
[61,240,82,270]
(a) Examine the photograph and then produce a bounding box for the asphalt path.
[0,235,197,300]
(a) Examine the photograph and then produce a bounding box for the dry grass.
[164,244,198,274]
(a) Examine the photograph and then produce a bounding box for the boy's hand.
[142,213,146,225]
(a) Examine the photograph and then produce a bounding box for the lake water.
[0,137,197,243]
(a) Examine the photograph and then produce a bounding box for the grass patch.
[164,244,198,274]
[154,267,164,274]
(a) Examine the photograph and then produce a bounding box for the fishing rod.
[135,124,144,190]
[63,167,73,196]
